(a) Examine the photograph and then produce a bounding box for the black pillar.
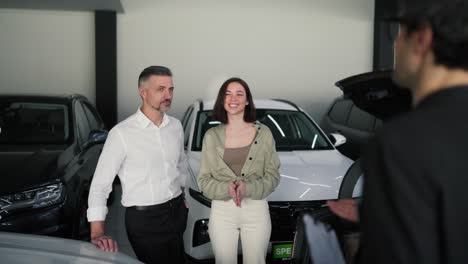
[373,0,398,70]
[95,11,117,128]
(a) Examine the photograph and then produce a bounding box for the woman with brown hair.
[197,77,280,264]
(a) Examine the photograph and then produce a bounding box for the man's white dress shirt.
[87,109,187,222]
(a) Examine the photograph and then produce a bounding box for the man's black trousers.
[125,194,188,264]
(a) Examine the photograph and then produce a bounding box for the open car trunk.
[336,70,412,120]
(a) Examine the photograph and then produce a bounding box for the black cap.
[384,0,466,23]
[383,0,468,70]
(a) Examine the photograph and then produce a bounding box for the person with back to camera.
[197,77,281,264]
[328,0,468,263]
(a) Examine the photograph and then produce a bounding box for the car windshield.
[192,109,333,151]
[0,100,70,144]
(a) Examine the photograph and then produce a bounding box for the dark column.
[373,0,398,70]
[95,11,117,128]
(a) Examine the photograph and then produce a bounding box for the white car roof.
[201,99,298,111]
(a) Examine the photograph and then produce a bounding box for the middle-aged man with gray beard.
[87,66,188,264]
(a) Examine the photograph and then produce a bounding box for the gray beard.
[152,104,170,113]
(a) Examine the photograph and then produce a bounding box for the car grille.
[269,200,326,241]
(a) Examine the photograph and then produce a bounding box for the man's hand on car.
[91,234,119,252]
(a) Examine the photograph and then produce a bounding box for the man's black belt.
[129,193,183,211]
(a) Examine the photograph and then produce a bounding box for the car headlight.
[0,182,65,219]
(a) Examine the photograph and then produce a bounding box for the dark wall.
[373,0,398,70]
[95,11,117,129]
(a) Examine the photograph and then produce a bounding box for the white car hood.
[271,150,352,201]
[187,149,352,202]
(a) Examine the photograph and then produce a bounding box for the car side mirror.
[86,129,108,147]
[329,133,346,147]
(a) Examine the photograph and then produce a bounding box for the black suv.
[321,70,411,160]
[0,94,108,240]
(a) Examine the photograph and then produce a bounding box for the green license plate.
[272,242,293,259]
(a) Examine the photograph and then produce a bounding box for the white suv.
[181,99,354,262]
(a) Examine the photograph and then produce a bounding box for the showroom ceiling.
[0,0,123,12]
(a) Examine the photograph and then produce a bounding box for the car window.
[182,107,195,148]
[192,111,218,151]
[181,106,192,127]
[192,109,333,151]
[81,102,102,131]
[74,101,91,145]
[346,105,375,132]
[328,99,352,125]
[0,100,69,144]
[292,113,331,150]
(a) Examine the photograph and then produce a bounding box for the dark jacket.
[360,86,468,264]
